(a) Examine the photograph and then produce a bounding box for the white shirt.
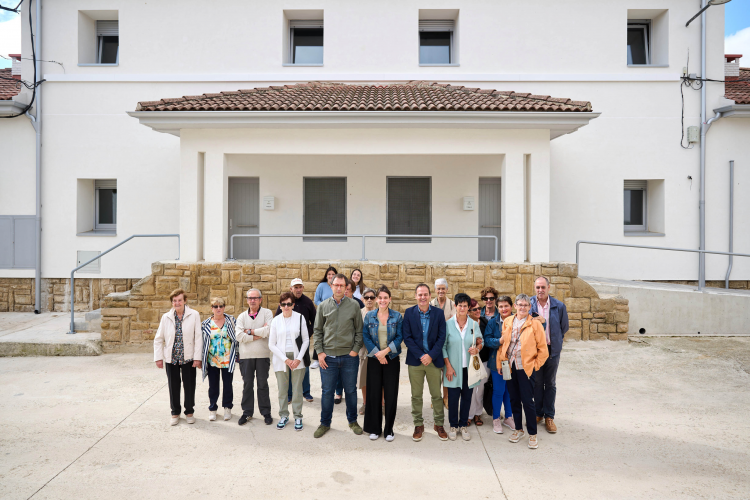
[537,298,551,345]
[456,317,469,368]
[283,316,295,352]
[353,285,362,299]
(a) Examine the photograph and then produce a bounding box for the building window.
[627,21,650,65]
[419,20,454,65]
[624,180,646,231]
[290,20,324,65]
[96,20,119,64]
[304,177,345,241]
[95,180,117,231]
[387,177,431,243]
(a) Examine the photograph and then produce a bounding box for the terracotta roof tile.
[0,69,22,101]
[135,81,593,113]
[725,68,750,104]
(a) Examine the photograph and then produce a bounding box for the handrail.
[230,234,499,262]
[576,240,750,291]
[68,234,180,334]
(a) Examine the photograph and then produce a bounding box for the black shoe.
[264,416,273,425]
[238,415,250,426]
[334,396,342,405]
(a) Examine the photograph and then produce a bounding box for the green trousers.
[408,363,444,426]
[275,353,304,420]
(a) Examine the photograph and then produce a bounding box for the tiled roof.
[0,69,22,101]
[725,68,750,104]
[136,81,592,113]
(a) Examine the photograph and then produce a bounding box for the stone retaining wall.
[0,278,136,313]
[100,261,629,351]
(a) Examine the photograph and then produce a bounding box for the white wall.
[2,0,745,281]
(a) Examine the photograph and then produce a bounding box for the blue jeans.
[490,370,513,420]
[320,354,359,426]
[534,354,560,419]
[288,366,311,400]
[336,375,343,396]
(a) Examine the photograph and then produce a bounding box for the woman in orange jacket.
[496,293,548,449]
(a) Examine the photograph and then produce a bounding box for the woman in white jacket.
[268,291,310,431]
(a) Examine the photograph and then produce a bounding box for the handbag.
[467,323,488,386]
[295,314,311,368]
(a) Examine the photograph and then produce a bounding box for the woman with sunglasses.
[484,295,516,433]
[467,299,490,426]
[268,292,310,431]
[357,288,378,415]
[362,285,403,441]
[480,286,500,322]
[350,268,367,300]
[200,297,238,422]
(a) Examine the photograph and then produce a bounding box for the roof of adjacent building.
[136,81,593,112]
[0,68,22,101]
[725,68,750,104]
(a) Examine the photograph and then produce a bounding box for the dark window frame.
[627,20,651,65]
[387,176,432,243]
[303,177,347,242]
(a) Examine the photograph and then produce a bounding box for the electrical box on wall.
[263,196,275,210]
[687,126,699,144]
[463,196,475,211]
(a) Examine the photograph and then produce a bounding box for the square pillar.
[178,149,200,261]
[502,153,525,262]
[527,151,550,263]
[203,152,228,262]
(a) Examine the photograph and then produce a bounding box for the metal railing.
[576,240,750,291]
[230,234,499,262]
[68,234,180,334]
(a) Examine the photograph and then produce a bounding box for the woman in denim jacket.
[362,285,403,442]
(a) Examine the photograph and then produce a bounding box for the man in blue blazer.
[403,283,448,442]
[529,276,569,434]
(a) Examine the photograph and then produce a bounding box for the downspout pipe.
[30,0,42,313]
[725,160,734,288]
[700,109,722,289]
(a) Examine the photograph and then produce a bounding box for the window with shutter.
[419,20,454,64]
[624,180,647,231]
[95,179,117,230]
[304,177,346,241]
[387,177,431,243]
[290,20,324,65]
[96,20,119,64]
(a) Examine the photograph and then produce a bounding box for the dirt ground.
[1,338,748,500]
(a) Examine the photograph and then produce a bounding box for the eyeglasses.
[482,296,496,301]
[280,302,293,307]
[469,307,480,312]
[211,305,224,309]
[516,303,530,308]
[246,297,261,301]
[363,296,375,300]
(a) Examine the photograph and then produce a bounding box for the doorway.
[478,177,501,262]
[228,177,259,259]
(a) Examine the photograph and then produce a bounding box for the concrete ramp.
[0,313,102,356]
[582,277,750,336]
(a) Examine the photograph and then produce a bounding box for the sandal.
[474,415,484,426]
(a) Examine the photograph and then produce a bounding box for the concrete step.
[0,312,102,356]
[74,309,102,333]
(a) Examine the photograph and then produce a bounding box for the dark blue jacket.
[529,295,569,358]
[402,305,446,368]
[482,315,503,372]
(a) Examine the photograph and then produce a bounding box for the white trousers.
[468,361,489,418]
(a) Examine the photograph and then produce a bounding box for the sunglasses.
[363,296,376,300]
[280,302,293,307]
[211,305,224,309]
[482,296,496,301]
[469,307,480,312]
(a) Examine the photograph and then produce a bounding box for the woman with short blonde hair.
[200,296,238,422]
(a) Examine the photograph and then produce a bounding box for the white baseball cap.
[290,278,304,286]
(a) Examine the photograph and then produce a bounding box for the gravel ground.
[1,338,748,500]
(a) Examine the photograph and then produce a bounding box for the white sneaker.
[460,426,471,441]
[209,411,217,421]
[528,434,538,449]
[224,408,231,421]
[310,360,320,369]
[448,427,457,441]
[170,416,179,426]
[369,433,379,440]
[509,429,525,443]
[385,433,395,442]
[493,418,503,434]
[186,415,196,424]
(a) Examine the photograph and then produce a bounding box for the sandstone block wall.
[100,260,629,351]
[0,278,135,313]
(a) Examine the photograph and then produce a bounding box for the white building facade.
[2,0,749,305]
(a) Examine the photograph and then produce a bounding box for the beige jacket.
[235,307,274,359]
[154,305,203,364]
[430,297,456,321]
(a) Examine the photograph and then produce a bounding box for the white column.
[179,149,200,261]
[527,151,551,263]
[502,153,526,262]
[203,152,228,262]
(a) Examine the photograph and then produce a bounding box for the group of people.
[153,267,568,449]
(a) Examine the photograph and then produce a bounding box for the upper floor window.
[627,21,650,65]
[96,21,119,64]
[290,20,324,65]
[624,180,646,231]
[419,20,454,65]
[78,11,119,66]
[95,179,117,231]
[627,10,668,66]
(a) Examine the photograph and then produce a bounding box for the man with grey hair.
[529,276,568,434]
[236,288,274,426]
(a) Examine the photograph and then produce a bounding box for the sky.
[0,1,749,69]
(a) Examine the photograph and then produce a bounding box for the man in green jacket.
[313,274,364,438]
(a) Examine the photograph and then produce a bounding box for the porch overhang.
[713,104,750,119]
[127,110,600,139]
